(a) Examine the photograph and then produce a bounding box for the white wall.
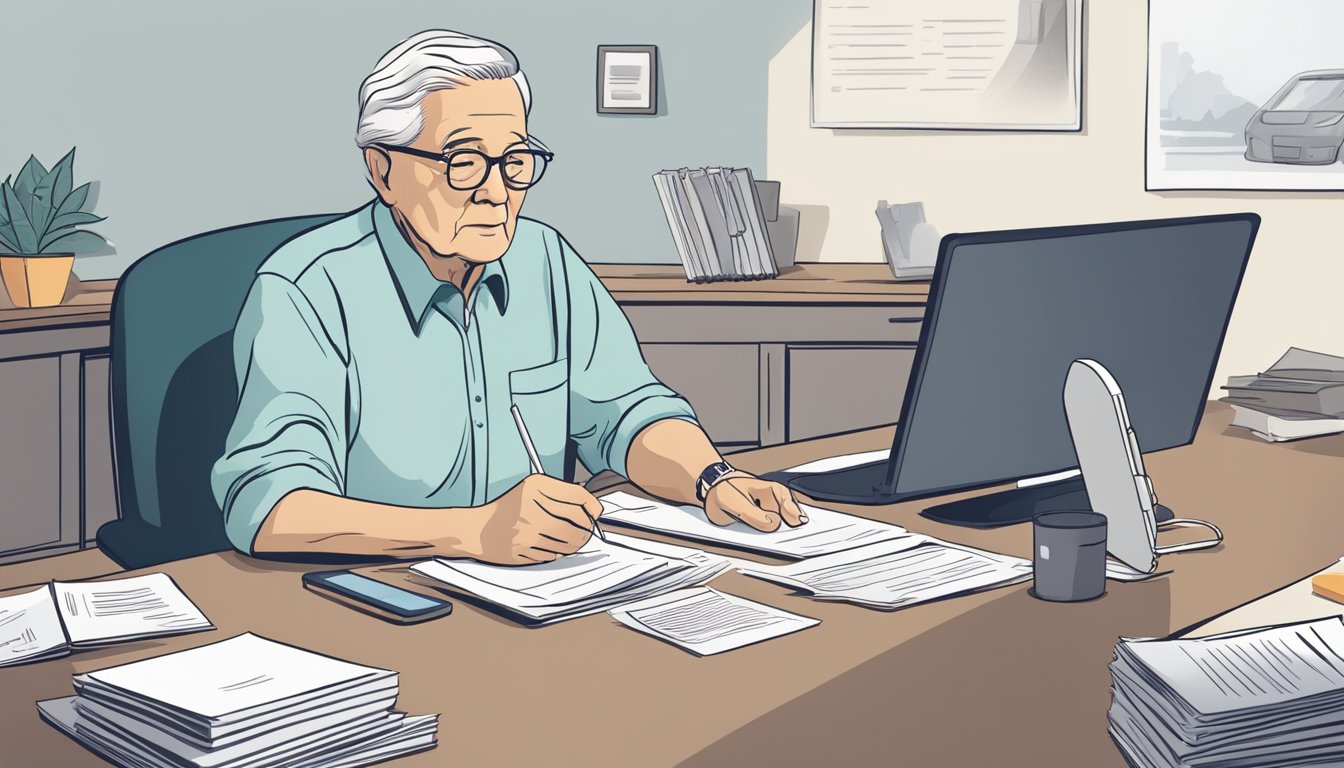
[768,3,1343,393]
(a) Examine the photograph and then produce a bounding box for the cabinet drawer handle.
[887,317,920,324]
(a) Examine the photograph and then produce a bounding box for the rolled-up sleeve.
[562,240,697,478]
[211,273,349,554]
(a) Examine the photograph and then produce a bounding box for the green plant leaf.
[51,148,74,201]
[47,211,104,231]
[54,183,91,219]
[1,183,39,253]
[33,149,75,235]
[0,223,17,253]
[12,156,48,220]
[41,229,107,255]
[37,214,106,251]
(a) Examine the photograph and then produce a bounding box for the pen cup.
[1031,511,1107,602]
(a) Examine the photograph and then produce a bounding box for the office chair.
[97,211,583,569]
[97,214,340,569]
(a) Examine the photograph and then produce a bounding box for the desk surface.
[2,403,1341,767]
[0,278,117,334]
[0,264,923,335]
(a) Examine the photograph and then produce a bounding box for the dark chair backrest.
[97,215,340,569]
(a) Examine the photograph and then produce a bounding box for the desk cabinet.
[608,265,928,450]
[0,313,114,564]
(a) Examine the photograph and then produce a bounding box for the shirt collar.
[372,201,510,332]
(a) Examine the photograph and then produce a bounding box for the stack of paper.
[38,633,437,768]
[410,532,731,625]
[610,587,819,656]
[1221,347,1344,442]
[1,573,213,668]
[598,490,910,559]
[737,536,1032,610]
[1108,617,1344,768]
[652,167,778,282]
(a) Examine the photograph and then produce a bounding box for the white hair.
[355,30,531,153]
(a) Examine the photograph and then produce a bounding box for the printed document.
[610,587,819,656]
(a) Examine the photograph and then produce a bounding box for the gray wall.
[2,0,808,279]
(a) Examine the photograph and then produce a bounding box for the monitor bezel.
[879,212,1261,500]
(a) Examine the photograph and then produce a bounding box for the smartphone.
[302,569,453,624]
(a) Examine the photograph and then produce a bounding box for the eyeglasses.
[375,141,554,191]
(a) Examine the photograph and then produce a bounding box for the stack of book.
[1108,617,1344,768]
[652,167,779,282]
[38,633,437,768]
[1220,347,1344,442]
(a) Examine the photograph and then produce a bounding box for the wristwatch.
[696,461,738,502]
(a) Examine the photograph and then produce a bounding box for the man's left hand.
[703,474,809,532]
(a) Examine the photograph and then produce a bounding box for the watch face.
[697,462,735,501]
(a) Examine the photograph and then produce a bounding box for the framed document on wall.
[597,45,658,115]
[811,0,1084,131]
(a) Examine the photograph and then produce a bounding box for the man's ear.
[364,146,395,205]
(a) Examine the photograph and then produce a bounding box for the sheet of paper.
[1105,559,1169,583]
[417,537,675,608]
[0,585,69,667]
[610,587,819,656]
[55,572,213,646]
[740,536,1031,610]
[601,531,735,571]
[75,633,394,722]
[602,51,651,110]
[780,449,891,474]
[599,491,910,559]
[812,0,1082,129]
[411,534,730,624]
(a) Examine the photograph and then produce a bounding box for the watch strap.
[696,461,737,502]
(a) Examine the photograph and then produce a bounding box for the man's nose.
[470,165,509,206]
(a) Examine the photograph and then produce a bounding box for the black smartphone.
[302,569,453,624]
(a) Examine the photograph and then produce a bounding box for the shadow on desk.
[680,578,1173,768]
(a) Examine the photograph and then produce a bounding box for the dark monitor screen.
[884,214,1258,499]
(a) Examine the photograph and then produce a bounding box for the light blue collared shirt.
[211,201,697,554]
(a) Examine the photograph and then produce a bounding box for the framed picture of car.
[1146,0,1344,191]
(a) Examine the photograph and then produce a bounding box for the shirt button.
[475,420,484,428]
[474,395,482,403]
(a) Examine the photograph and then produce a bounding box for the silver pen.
[510,403,607,542]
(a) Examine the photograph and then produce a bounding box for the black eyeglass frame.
[374,143,555,191]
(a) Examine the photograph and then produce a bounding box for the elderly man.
[212,30,809,565]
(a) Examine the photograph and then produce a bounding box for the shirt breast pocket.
[508,359,570,473]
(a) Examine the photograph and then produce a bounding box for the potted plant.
[0,148,109,308]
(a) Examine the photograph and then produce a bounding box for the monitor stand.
[919,475,1175,529]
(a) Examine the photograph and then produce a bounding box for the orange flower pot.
[0,254,75,308]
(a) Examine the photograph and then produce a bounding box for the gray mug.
[1032,510,1107,602]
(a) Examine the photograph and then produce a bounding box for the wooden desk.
[3,403,1343,767]
[0,264,924,563]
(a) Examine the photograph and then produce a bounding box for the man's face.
[369,79,529,264]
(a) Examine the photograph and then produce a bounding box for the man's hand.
[703,473,809,532]
[464,475,604,565]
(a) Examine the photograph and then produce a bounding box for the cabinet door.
[0,356,78,558]
[640,344,760,447]
[787,347,916,442]
[83,355,118,543]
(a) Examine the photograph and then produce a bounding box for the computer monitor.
[777,213,1259,528]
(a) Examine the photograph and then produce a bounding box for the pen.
[510,403,607,542]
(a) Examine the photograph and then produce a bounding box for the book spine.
[652,172,696,281]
